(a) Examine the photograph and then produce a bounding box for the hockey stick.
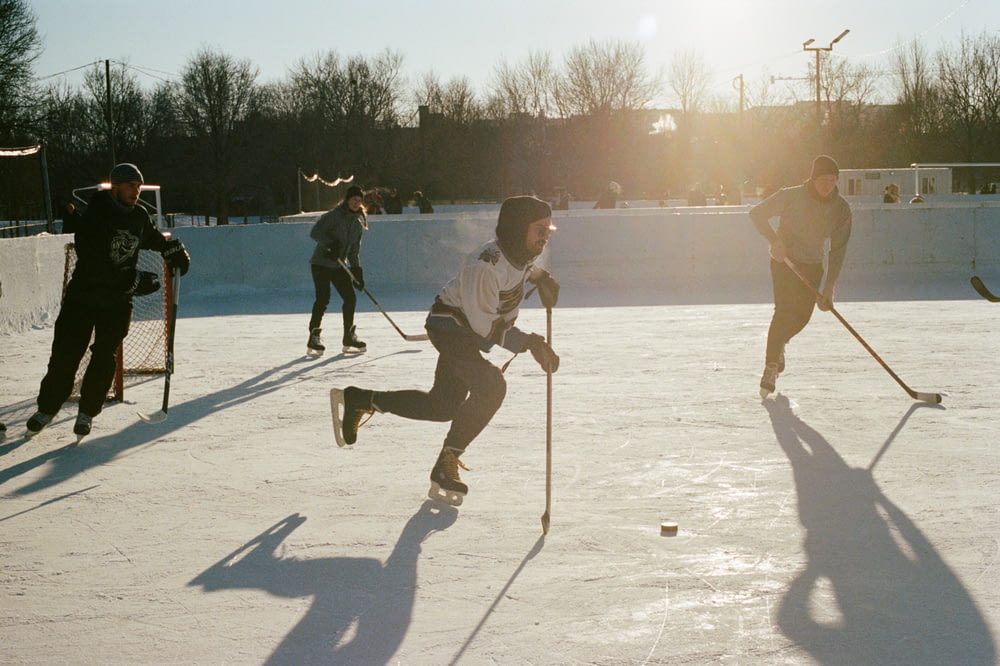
[783,258,942,404]
[138,269,180,423]
[970,276,1000,303]
[337,259,429,341]
[541,307,553,534]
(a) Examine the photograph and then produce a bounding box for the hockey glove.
[351,266,365,290]
[532,270,560,309]
[161,238,191,276]
[526,333,560,374]
[127,270,161,297]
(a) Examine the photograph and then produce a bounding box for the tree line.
[3,0,1000,225]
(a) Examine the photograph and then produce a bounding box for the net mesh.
[63,243,171,402]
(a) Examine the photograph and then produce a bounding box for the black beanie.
[345,185,364,200]
[496,196,552,266]
[109,163,143,185]
[810,155,839,180]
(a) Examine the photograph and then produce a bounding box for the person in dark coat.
[307,185,368,355]
[26,163,191,438]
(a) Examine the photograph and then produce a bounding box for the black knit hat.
[496,195,552,265]
[109,163,143,185]
[345,185,364,200]
[810,155,839,180]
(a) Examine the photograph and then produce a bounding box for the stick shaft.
[337,259,428,341]
[542,307,553,534]
[783,259,940,403]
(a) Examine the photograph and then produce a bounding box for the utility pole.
[105,59,116,168]
[802,30,850,126]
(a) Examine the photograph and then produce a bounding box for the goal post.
[63,241,173,403]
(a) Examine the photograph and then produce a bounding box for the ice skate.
[342,325,367,354]
[73,413,93,442]
[306,328,325,357]
[329,386,375,447]
[428,447,469,506]
[25,411,54,437]
[759,362,779,399]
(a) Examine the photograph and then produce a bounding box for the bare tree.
[0,0,41,139]
[668,50,710,116]
[82,61,149,165]
[179,48,259,224]
[556,39,660,117]
[487,50,557,119]
[935,31,1000,162]
[413,71,482,124]
[891,41,944,158]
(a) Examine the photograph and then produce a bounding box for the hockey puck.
[660,521,678,537]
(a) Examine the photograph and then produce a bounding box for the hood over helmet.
[495,195,552,267]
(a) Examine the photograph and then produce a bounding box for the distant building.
[838,167,951,201]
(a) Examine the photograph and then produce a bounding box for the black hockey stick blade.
[138,269,180,423]
[337,259,429,341]
[783,259,943,404]
[971,276,1000,303]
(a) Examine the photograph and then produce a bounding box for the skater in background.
[307,184,368,355]
[26,163,191,438]
[593,181,621,209]
[883,183,900,203]
[413,190,434,214]
[749,155,852,397]
[331,195,561,505]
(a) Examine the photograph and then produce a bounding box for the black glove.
[127,270,161,297]
[526,333,559,373]
[161,238,190,276]
[351,266,364,290]
[532,269,560,309]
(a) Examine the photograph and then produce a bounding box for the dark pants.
[766,259,824,366]
[309,264,356,334]
[36,296,131,418]
[374,330,507,453]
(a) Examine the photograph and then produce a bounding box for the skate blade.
[428,482,464,507]
[342,346,367,354]
[329,388,352,448]
[759,387,773,399]
[306,348,325,358]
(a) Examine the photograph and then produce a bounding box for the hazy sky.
[29,0,1000,106]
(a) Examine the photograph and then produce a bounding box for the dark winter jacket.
[309,204,366,270]
[749,181,852,285]
[66,189,171,307]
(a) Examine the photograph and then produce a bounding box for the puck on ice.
[660,521,678,536]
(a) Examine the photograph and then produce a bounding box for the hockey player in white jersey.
[330,195,560,505]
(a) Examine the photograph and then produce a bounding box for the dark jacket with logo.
[66,189,170,307]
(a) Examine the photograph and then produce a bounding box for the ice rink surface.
[1,294,998,664]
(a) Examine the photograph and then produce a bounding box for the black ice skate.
[25,411,54,437]
[73,413,93,441]
[759,362,779,399]
[342,325,367,354]
[329,386,375,447]
[307,328,325,357]
[428,447,469,506]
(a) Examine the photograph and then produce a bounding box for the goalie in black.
[26,163,190,439]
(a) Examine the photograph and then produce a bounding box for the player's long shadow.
[0,350,420,497]
[764,395,995,665]
[190,501,457,665]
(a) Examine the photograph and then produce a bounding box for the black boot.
[343,325,367,353]
[307,328,325,355]
[429,447,469,505]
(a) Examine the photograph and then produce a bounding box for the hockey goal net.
[63,242,173,403]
